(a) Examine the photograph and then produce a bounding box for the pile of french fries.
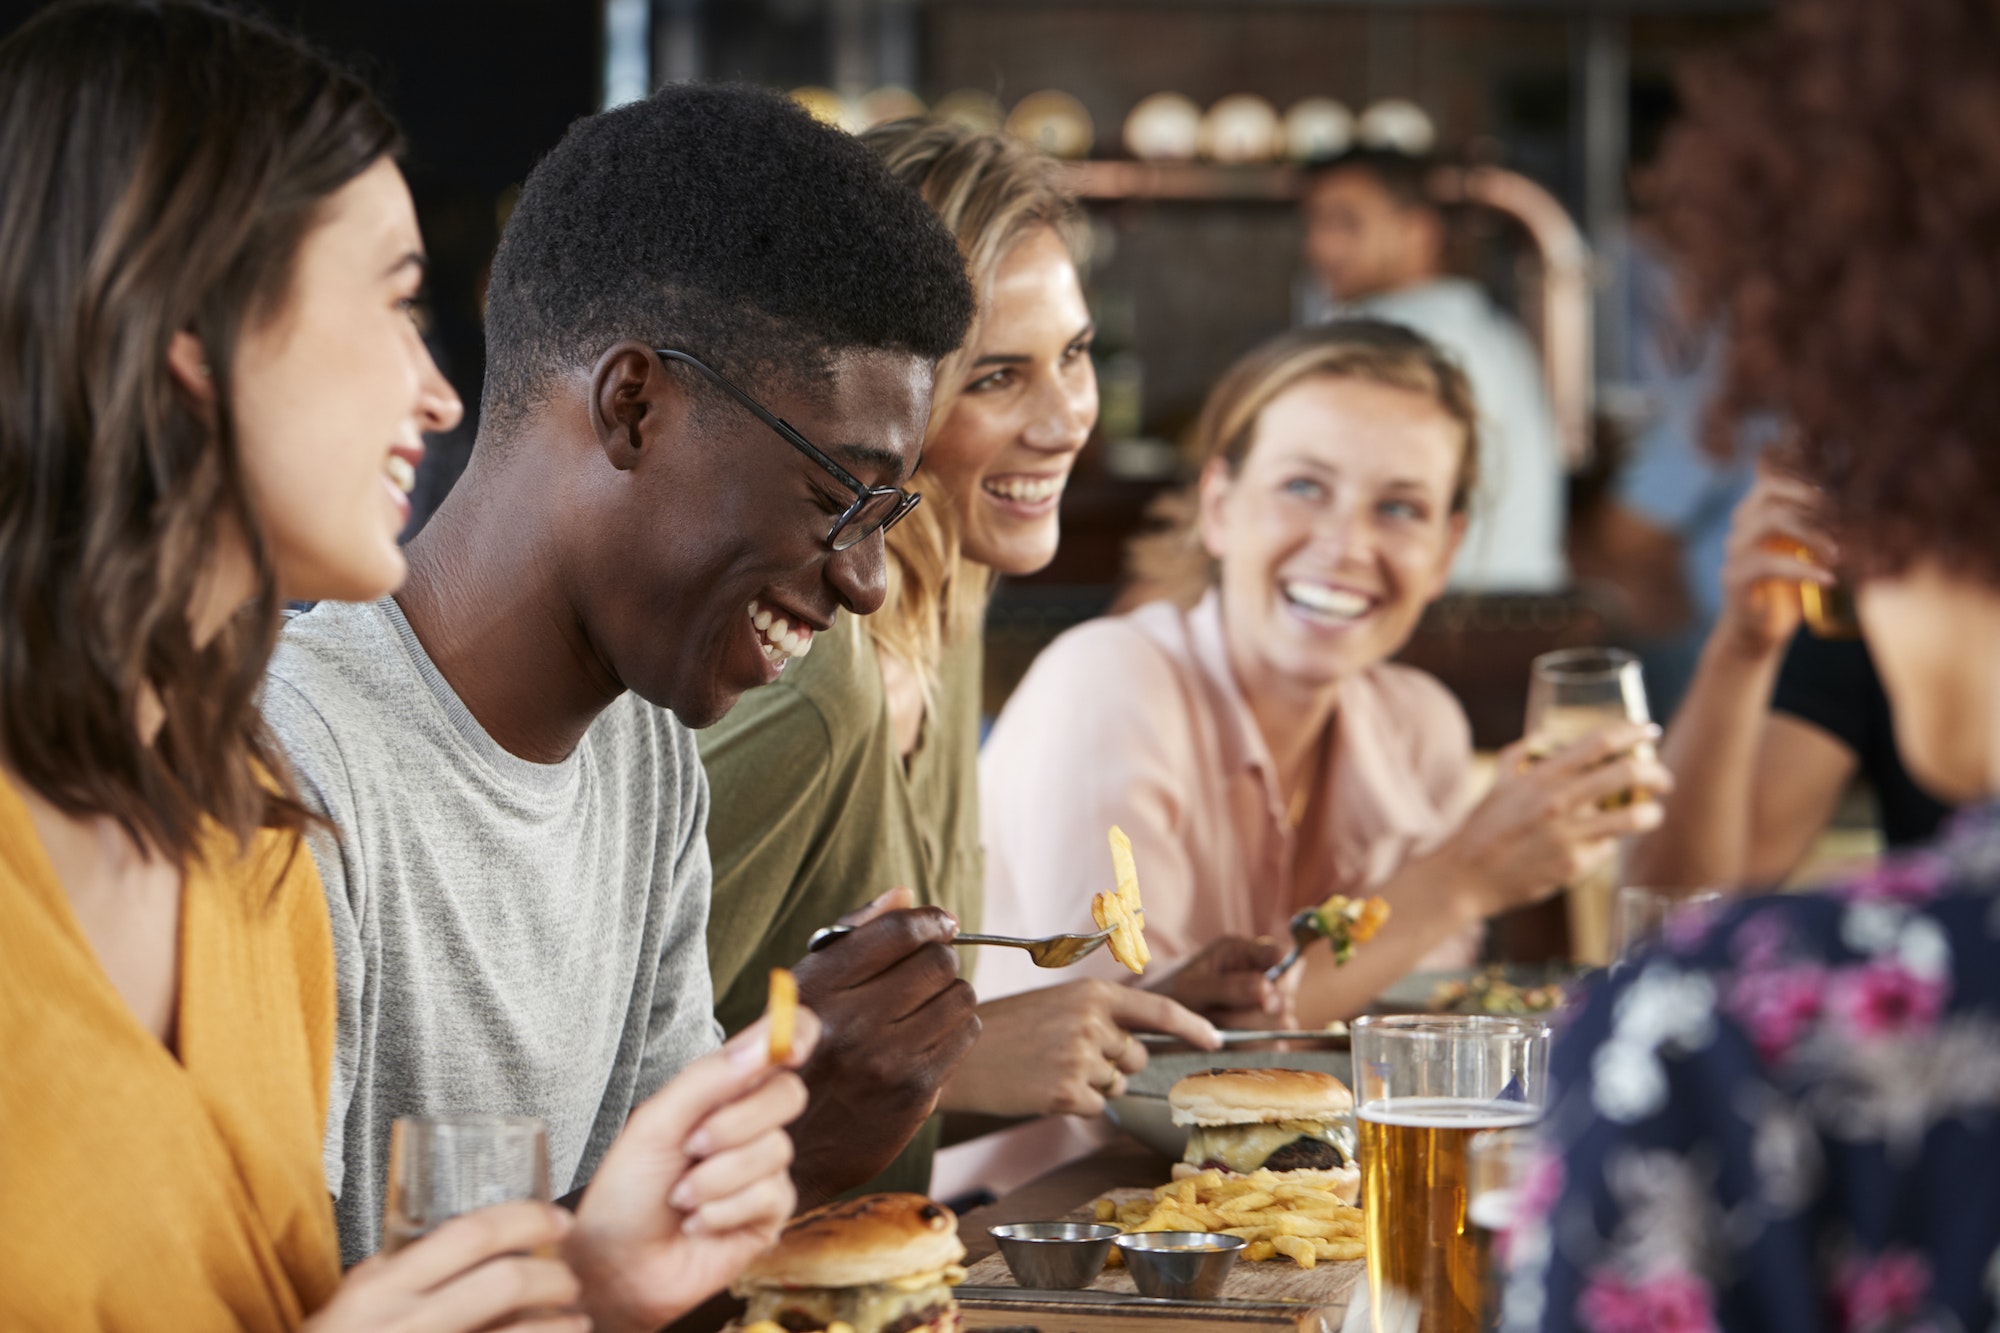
[1093,1168,1365,1269]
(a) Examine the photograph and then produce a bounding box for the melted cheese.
[1182,1120,1349,1173]
[883,1265,968,1291]
[741,1277,956,1331]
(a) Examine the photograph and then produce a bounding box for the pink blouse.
[976,590,1478,1002]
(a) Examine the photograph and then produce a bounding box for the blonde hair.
[1126,320,1482,608]
[859,119,1083,695]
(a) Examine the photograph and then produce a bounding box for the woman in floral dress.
[1510,1,2000,1329]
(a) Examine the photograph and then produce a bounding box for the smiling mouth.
[385,454,417,495]
[982,474,1066,506]
[1282,580,1376,624]
[748,597,817,670]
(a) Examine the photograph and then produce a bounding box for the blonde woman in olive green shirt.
[699,122,1231,1193]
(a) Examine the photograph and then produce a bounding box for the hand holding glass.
[1525,648,1653,965]
[382,1114,551,1255]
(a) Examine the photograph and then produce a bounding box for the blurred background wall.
[0,0,1769,752]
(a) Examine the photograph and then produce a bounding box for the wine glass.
[381,1114,550,1255]
[1524,648,1652,966]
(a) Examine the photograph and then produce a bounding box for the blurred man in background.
[1297,148,1566,593]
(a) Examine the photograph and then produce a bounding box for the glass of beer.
[381,1114,550,1255]
[1524,648,1652,967]
[1759,535,1860,638]
[1352,1014,1550,1333]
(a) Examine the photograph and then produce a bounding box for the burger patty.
[1260,1136,1347,1173]
[764,1303,950,1333]
[881,1302,951,1333]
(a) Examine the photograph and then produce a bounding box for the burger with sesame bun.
[732,1193,967,1333]
[1168,1067,1360,1204]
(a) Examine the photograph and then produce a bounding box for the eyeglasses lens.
[829,490,918,551]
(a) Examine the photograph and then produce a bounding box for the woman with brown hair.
[699,119,1228,1197]
[1506,1,2000,1326]
[979,321,1671,1026]
[0,3,809,1328]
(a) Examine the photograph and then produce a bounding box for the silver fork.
[806,923,1113,968]
[1263,907,1325,983]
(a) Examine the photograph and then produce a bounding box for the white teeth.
[385,454,417,495]
[1284,581,1371,620]
[746,598,815,668]
[984,475,1066,504]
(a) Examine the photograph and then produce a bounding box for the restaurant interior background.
[0,0,1789,932]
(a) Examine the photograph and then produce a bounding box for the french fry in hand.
[766,967,798,1063]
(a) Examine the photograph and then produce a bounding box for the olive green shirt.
[697,612,984,1194]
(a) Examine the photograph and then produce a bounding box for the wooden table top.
[952,1139,1367,1332]
[956,1139,1178,1264]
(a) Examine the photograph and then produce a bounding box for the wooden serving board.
[956,1189,1365,1333]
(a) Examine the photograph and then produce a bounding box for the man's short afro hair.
[480,82,975,435]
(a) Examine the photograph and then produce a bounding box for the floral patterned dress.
[1506,801,2000,1333]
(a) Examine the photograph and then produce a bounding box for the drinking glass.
[1613,886,1725,965]
[1524,648,1653,967]
[1465,1127,1540,1333]
[1759,535,1860,638]
[381,1114,550,1255]
[1352,1015,1550,1333]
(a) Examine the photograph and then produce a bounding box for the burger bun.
[1167,1067,1353,1126]
[737,1193,965,1291]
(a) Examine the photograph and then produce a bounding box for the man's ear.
[589,342,675,472]
[1407,205,1447,275]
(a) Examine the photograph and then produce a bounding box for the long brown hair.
[0,0,400,864]
[1126,320,1482,608]
[860,120,1083,697]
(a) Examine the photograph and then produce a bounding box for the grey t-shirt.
[263,598,722,1264]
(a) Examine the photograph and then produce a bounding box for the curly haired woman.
[1508,2,2000,1328]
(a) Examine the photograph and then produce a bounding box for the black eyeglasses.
[654,348,921,552]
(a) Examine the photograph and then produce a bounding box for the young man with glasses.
[260,85,979,1330]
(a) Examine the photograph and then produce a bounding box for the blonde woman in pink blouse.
[979,322,1673,1024]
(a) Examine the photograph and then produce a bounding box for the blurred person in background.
[0,2,613,1327]
[1584,241,1757,718]
[1627,465,1953,894]
[1577,105,1765,719]
[699,121,1226,1201]
[980,321,1670,1032]
[1507,1,2000,1326]
[1297,149,1567,593]
[259,84,970,1330]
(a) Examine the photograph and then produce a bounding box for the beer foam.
[1356,1097,1541,1129]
